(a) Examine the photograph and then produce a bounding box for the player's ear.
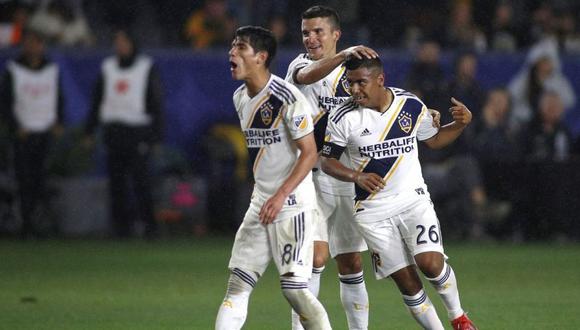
[256,50,268,66]
[377,72,385,86]
[333,29,341,42]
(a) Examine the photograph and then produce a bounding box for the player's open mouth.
[230,61,238,70]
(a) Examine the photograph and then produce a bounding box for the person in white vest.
[0,29,64,239]
[83,29,163,239]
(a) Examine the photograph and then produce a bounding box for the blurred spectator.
[99,0,139,33]
[447,52,485,120]
[473,88,521,163]
[442,0,487,52]
[0,29,65,239]
[359,0,408,47]
[405,40,448,111]
[27,0,93,47]
[0,3,30,47]
[485,1,519,52]
[521,91,573,162]
[268,15,290,46]
[229,0,287,27]
[150,0,196,46]
[508,37,576,130]
[517,90,578,240]
[527,2,556,43]
[472,88,520,236]
[83,30,163,239]
[183,0,236,49]
[557,12,580,54]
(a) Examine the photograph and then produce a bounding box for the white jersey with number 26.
[324,87,438,216]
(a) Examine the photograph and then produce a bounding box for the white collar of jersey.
[245,74,274,99]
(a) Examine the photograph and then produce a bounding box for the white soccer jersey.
[285,53,353,196]
[324,87,438,213]
[7,61,59,132]
[100,55,152,125]
[234,74,316,217]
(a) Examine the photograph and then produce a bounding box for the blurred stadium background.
[1,0,580,328]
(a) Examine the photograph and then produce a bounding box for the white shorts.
[317,190,367,258]
[355,199,445,280]
[228,202,314,279]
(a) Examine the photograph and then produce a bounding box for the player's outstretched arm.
[320,156,384,194]
[423,97,472,149]
[295,46,378,85]
[258,133,318,224]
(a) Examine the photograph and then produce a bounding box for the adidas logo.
[360,128,371,136]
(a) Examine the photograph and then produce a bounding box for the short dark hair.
[235,26,277,68]
[344,57,383,73]
[302,5,340,30]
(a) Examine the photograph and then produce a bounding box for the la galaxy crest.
[259,102,274,125]
[339,74,351,96]
[398,110,412,133]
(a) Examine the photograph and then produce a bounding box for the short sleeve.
[285,54,311,85]
[321,112,349,158]
[416,106,439,141]
[284,92,314,140]
[325,114,348,147]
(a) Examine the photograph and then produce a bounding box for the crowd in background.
[1,0,580,52]
[0,0,580,241]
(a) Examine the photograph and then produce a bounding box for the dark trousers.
[106,141,157,238]
[14,133,51,236]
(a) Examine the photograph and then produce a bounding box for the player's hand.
[354,172,385,194]
[259,191,286,224]
[429,108,441,128]
[340,45,378,61]
[449,97,472,126]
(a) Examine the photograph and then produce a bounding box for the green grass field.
[1,238,579,329]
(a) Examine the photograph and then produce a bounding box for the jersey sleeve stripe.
[269,85,292,104]
[331,101,357,123]
[271,80,297,103]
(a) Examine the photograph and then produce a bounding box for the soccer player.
[284,6,376,329]
[215,26,332,330]
[321,56,478,330]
